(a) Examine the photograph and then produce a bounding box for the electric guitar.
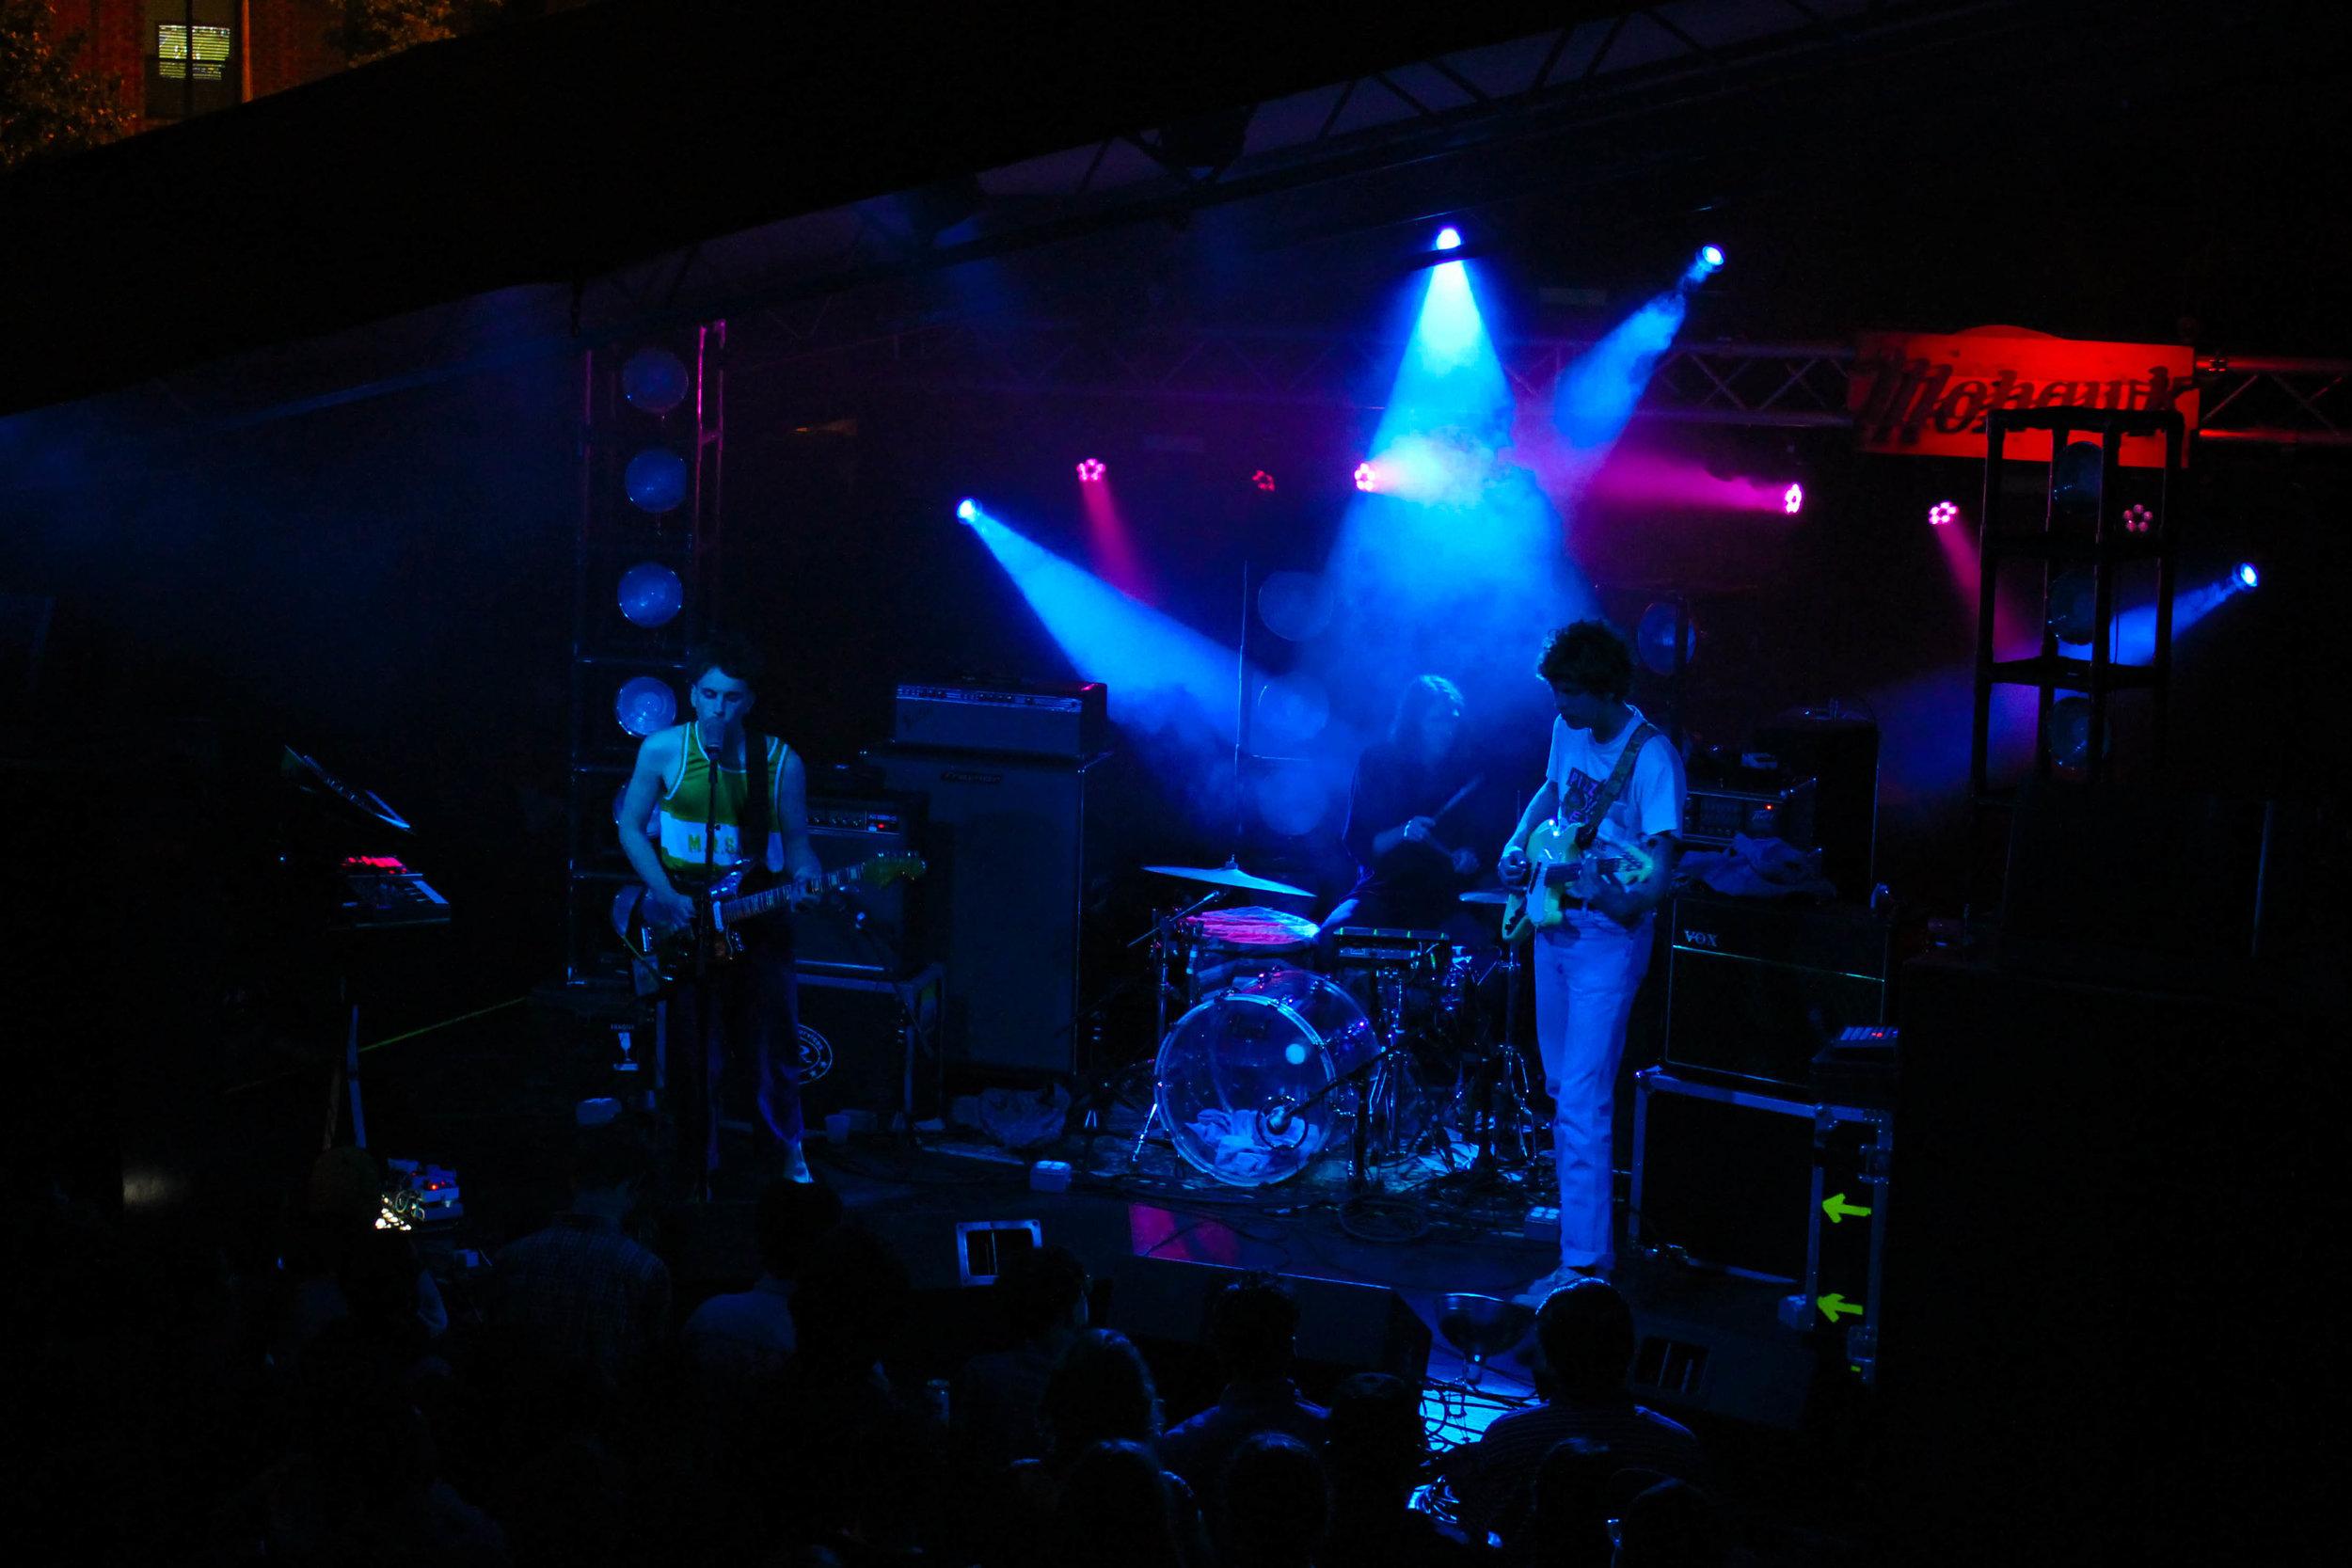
[614,851,927,993]
[1499,817,1661,942]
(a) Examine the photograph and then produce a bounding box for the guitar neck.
[718,863,857,923]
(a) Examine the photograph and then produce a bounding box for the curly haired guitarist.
[1498,621,1684,1297]
[617,634,823,1190]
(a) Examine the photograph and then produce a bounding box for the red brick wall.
[247,0,344,101]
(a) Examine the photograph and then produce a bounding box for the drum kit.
[1127,859,1544,1196]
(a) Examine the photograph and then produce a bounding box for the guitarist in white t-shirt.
[1496,622,1684,1299]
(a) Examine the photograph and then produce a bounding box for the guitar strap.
[1567,721,1660,851]
[739,728,774,882]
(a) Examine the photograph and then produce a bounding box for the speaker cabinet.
[1663,891,1895,1092]
[795,964,943,1122]
[870,748,1111,1075]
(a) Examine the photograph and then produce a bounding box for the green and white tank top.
[655,725,787,892]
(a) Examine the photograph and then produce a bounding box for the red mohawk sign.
[1849,326,2198,467]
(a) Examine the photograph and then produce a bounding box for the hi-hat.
[1459,890,1513,906]
[1142,859,1311,898]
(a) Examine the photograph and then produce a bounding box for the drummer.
[1319,674,1491,949]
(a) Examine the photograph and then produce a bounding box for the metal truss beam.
[751,327,2352,449]
[2195,356,2352,448]
[741,319,1859,426]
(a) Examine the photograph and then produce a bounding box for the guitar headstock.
[852,852,928,887]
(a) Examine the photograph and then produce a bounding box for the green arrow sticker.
[1821,1192,1873,1225]
[1817,1293,1864,1323]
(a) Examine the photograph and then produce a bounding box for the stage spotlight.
[2123,503,2153,534]
[956,499,979,523]
[1929,499,1961,528]
[1354,461,1380,493]
[1251,469,1278,493]
[1076,458,1106,483]
[625,448,688,514]
[1783,482,1804,515]
[621,348,689,416]
[1681,245,1725,289]
[616,562,683,627]
[614,675,676,736]
[2235,561,2261,591]
[1436,226,1463,251]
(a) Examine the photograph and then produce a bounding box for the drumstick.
[1434,775,1483,823]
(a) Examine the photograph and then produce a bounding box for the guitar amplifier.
[893,680,1108,759]
[1682,775,1816,850]
[1663,890,1897,1092]
[799,794,922,977]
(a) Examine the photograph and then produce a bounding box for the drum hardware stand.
[1077,894,1221,1163]
[1447,942,1542,1192]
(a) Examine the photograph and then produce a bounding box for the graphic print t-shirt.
[1544,706,1685,929]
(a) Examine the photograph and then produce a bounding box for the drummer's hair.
[1390,673,1465,747]
[1537,620,1633,701]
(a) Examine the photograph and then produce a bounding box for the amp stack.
[1629,883,1904,1386]
[871,678,1115,1080]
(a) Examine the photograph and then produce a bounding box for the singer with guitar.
[1498,622,1684,1299]
[618,635,823,1191]
[1319,674,1488,944]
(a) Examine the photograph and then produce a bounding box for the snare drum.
[1180,905,1318,996]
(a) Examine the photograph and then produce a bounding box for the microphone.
[1265,1103,1294,1136]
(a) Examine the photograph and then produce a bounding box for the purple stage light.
[1783,482,1804,515]
[1354,461,1380,493]
[1251,469,1278,493]
[2123,504,2153,534]
[1076,458,1106,483]
[1929,499,1961,528]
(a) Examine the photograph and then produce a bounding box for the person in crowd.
[1444,1279,1702,1544]
[488,1119,671,1388]
[1505,1437,1624,1566]
[738,1223,932,1554]
[1222,1431,1329,1568]
[1613,1476,1731,1568]
[955,1243,1090,1474]
[1162,1272,1329,1515]
[1321,1371,1491,1565]
[682,1178,842,1401]
[985,1328,1208,1568]
[1047,1438,1197,1568]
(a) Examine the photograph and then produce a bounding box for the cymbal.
[1458,890,1514,906]
[1142,860,1311,898]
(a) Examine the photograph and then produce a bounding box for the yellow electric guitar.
[1499,817,1661,942]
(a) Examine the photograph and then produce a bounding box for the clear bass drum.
[1153,969,1378,1186]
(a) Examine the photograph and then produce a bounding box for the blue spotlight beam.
[1550,290,1687,452]
[959,502,1249,742]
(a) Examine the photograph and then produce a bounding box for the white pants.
[1533,917,1653,1267]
